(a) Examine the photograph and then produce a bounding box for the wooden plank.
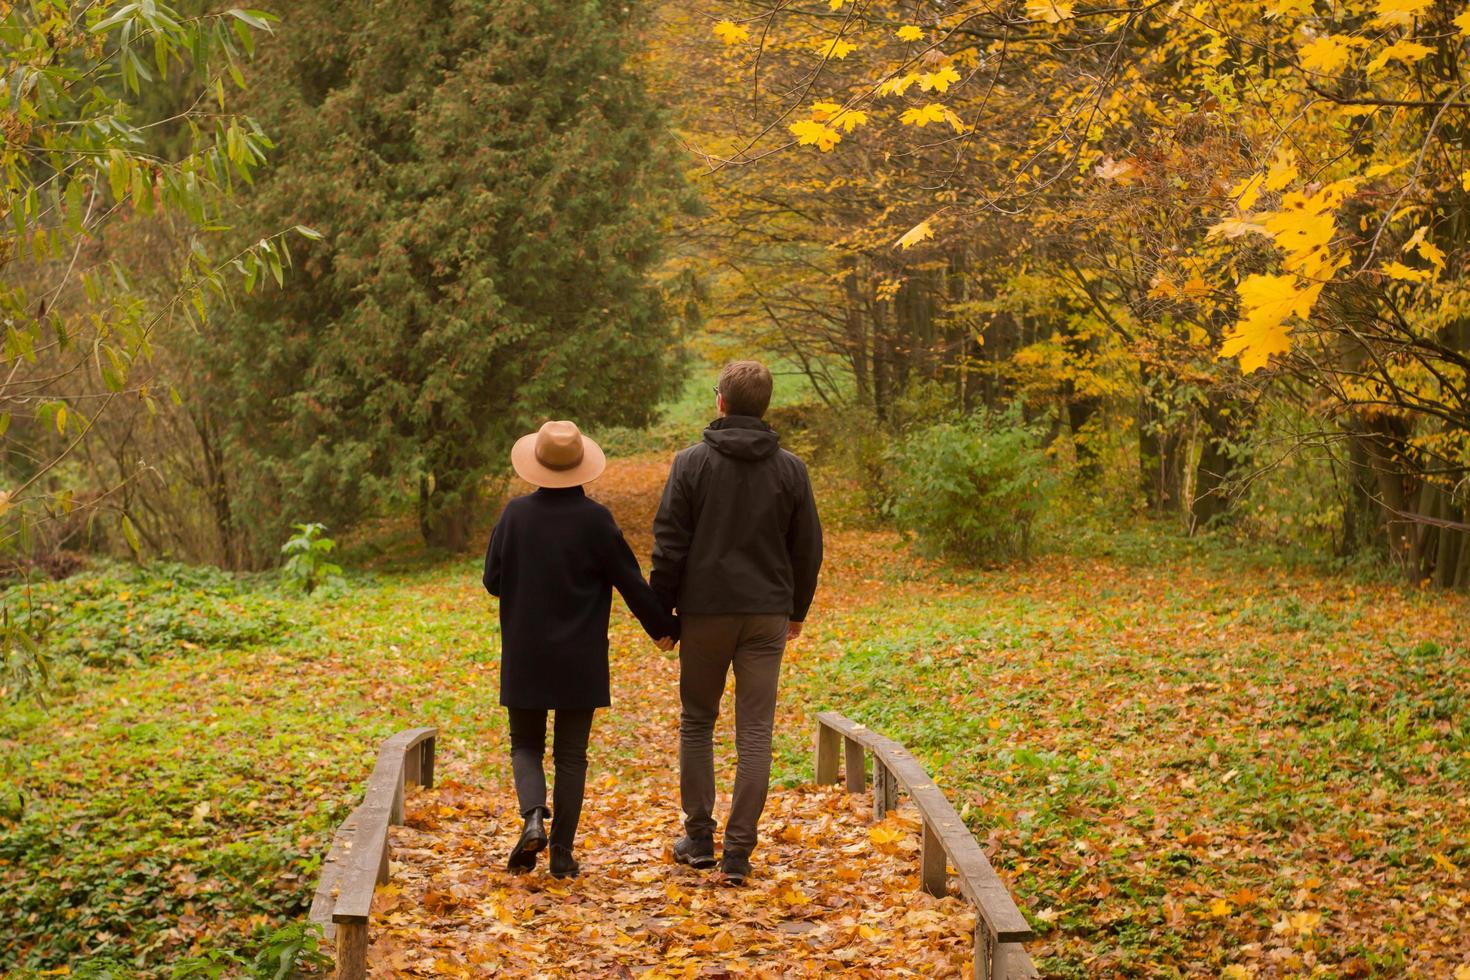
[334,921,368,980]
[332,804,391,922]
[309,726,437,978]
[814,712,1034,945]
[843,736,866,793]
[307,809,361,941]
[815,723,841,785]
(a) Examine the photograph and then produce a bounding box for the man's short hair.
[718,361,773,418]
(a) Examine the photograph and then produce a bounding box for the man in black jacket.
[651,360,823,884]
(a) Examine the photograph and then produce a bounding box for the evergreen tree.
[208,0,689,554]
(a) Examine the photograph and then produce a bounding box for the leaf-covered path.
[363,457,981,977]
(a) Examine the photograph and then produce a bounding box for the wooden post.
[815,723,841,785]
[420,737,436,789]
[973,919,991,980]
[376,837,390,886]
[872,761,895,819]
[921,819,947,897]
[335,921,368,980]
[843,737,866,793]
[403,743,421,787]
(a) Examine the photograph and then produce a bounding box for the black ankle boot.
[507,807,549,872]
[548,845,579,879]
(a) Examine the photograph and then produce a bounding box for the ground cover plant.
[2,456,1466,977]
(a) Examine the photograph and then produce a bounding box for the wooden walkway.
[311,718,1037,978]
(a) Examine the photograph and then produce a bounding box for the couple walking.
[482,360,824,884]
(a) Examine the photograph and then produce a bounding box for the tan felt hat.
[510,420,606,488]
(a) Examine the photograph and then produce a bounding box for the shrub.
[885,407,1053,562]
[280,524,344,595]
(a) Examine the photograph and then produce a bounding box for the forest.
[1,0,1468,977]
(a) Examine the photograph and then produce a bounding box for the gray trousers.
[678,614,787,855]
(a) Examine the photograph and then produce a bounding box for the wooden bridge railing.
[815,712,1038,980]
[309,726,437,980]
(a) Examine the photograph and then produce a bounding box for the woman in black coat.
[483,419,676,878]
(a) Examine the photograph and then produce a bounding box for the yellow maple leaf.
[900,103,948,127]
[896,218,934,249]
[1027,0,1076,22]
[1298,35,1354,73]
[1264,150,1298,191]
[814,37,856,59]
[1371,0,1432,27]
[899,103,964,132]
[1219,273,1320,373]
[789,119,842,152]
[1220,967,1251,980]
[919,65,962,93]
[810,102,843,121]
[1207,898,1233,918]
[1454,965,1470,980]
[1462,169,1470,191]
[879,72,922,97]
[897,25,924,41]
[711,20,749,45]
[1233,172,1265,212]
[1456,9,1470,35]
[1367,40,1433,75]
[832,109,868,133]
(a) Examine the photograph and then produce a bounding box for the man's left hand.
[787,621,803,641]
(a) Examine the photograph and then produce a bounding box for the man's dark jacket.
[651,415,822,621]
[484,486,677,710]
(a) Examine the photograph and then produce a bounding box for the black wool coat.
[484,486,677,710]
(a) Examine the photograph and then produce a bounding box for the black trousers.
[506,708,595,851]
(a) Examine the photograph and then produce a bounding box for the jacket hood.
[703,415,780,461]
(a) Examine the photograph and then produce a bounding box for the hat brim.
[510,430,607,488]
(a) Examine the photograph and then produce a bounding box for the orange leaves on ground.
[371,784,976,977]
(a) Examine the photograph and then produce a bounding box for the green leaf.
[294,225,323,241]
[91,3,141,33]
[120,514,142,556]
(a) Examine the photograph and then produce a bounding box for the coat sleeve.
[483,511,507,597]
[786,460,823,622]
[650,452,693,614]
[601,514,679,640]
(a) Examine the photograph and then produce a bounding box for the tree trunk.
[1190,397,1249,529]
[419,472,476,552]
